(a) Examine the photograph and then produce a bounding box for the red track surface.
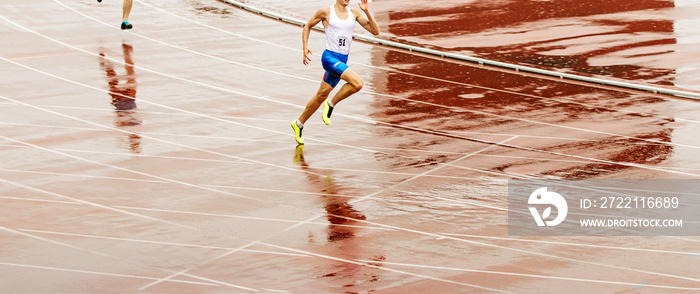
[2,0,700,292]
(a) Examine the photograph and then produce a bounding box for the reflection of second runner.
[291,0,380,145]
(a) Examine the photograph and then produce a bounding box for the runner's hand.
[358,0,370,12]
[303,48,312,65]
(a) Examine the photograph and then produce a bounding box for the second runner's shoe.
[121,21,133,30]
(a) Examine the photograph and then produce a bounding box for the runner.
[291,0,380,145]
[96,0,133,30]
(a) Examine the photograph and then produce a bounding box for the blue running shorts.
[321,50,349,88]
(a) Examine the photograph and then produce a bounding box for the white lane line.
[138,262,256,292]
[0,120,585,143]
[0,195,389,232]
[0,261,221,287]
[355,260,700,291]
[260,288,291,293]
[0,225,113,259]
[141,0,298,53]
[0,177,201,231]
[0,104,604,146]
[0,121,617,169]
[19,229,311,258]
[433,196,509,212]
[362,145,605,164]
[113,205,394,232]
[0,226,244,289]
[362,146,700,173]
[0,180,260,291]
[444,139,700,177]
[0,119,283,138]
[0,132,257,201]
[2,105,291,123]
[135,234,288,291]
[0,196,78,205]
[0,168,364,199]
[337,215,700,285]
[0,168,361,198]
[0,150,486,181]
[252,241,514,294]
[351,136,520,204]
[0,145,489,182]
[134,242,259,291]
[439,232,700,256]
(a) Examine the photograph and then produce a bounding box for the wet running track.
[2,0,700,292]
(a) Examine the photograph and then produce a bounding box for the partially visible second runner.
[96,0,134,30]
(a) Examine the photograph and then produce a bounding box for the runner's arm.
[355,0,380,35]
[302,8,329,65]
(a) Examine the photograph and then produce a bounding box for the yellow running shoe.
[291,120,304,145]
[322,99,334,125]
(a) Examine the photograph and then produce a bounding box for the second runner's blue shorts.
[321,50,349,88]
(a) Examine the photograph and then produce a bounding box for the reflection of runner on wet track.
[293,145,373,288]
[291,0,380,145]
[294,145,367,239]
[98,43,142,153]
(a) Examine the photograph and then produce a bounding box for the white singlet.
[325,5,355,55]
